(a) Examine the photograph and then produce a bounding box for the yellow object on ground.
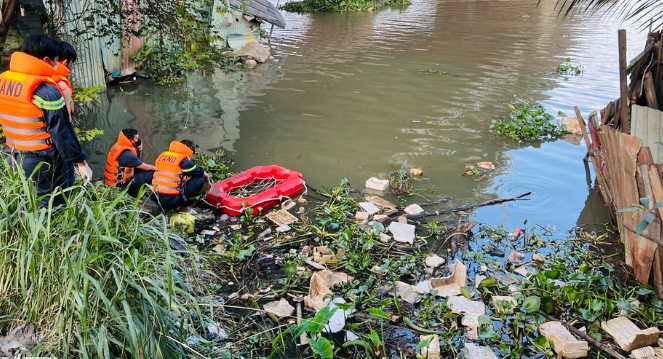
[169,213,196,233]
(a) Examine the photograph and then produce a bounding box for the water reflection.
[81,0,646,235]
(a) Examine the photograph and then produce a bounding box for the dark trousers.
[8,150,68,208]
[118,170,154,197]
[153,176,206,211]
[64,161,76,187]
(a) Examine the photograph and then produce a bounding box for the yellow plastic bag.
[169,213,196,233]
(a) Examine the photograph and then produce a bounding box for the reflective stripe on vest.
[153,152,187,195]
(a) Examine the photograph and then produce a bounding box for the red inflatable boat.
[205,165,305,216]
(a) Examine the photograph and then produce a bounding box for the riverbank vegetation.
[0,158,209,357]
[0,149,662,357]
[281,0,410,13]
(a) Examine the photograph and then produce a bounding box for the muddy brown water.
[80,0,646,238]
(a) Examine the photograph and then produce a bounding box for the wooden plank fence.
[583,29,663,298]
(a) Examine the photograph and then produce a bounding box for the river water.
[82,0,647,236]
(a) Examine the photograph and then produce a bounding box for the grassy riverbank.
[0,158,207,357]
[1,155,662,358]
[281,0,410,13]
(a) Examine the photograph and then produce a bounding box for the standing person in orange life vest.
[152,140,209,214]
[54,41,77,187]
[0,35,92,207]
[104,128,155,197]
[54,41,75,114]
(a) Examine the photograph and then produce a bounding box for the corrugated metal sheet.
[631,105,663,163]
[50,0,140,88]
[57,0,108,89]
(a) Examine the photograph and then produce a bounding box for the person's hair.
[21,35,60,60]
[180,140,196,154]
[122,128,138,140]
[58,41,77,63]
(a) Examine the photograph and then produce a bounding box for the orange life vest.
[104,131,138,186]
[53,64,73,115]
[0,52,63,152]
[153,141,194,195]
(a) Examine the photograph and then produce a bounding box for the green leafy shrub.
[74,127,104,142]
[73,85,105,102]
[490,100,563,141]
[0,158,204,357]
[281,0,409,13]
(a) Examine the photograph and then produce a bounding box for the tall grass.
[0,157,203,358]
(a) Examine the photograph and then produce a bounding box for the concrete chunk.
[601,316,659,352]
[425,254,446,268]
[464,343,498,359]
[263,298,295,318]
[447,296,486,317]
[359,202,380,215]
[355,211,369,221]
[390,281,426,304]
[420,334,441,359]
[429,259,467,297]
[389,222,416,244]
[378,233,392,243]
[630,346,656,359]
[506,250,525,265]
[461,315,479,340]
[372,214,389,222]
[404,204,424,215]
[365,195,397,209]
[539,321,589,358]
[366,177,389,191]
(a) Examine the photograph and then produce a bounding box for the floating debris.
[538,321,588,358]
[263,298,295,318]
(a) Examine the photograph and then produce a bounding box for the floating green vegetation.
[281,0,409,13]
[490,100,564,141]
[556,57,583,76]
[191,147,235,183]
[388,161,434,200]
[180,178,662,358]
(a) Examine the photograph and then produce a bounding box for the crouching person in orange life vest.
[0,35,91,207]
[104,129,155,197]
[151,140,209,214]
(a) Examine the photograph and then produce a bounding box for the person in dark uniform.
[103,129,155,197]
[152,140,209,213]
[0,35,91,207]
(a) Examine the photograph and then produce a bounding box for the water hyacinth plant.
[490,100,564,141]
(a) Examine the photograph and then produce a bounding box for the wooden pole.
[575,107,592,158]
[655,30,662,95]
[618,29,630,134]
[268,0,281,43]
